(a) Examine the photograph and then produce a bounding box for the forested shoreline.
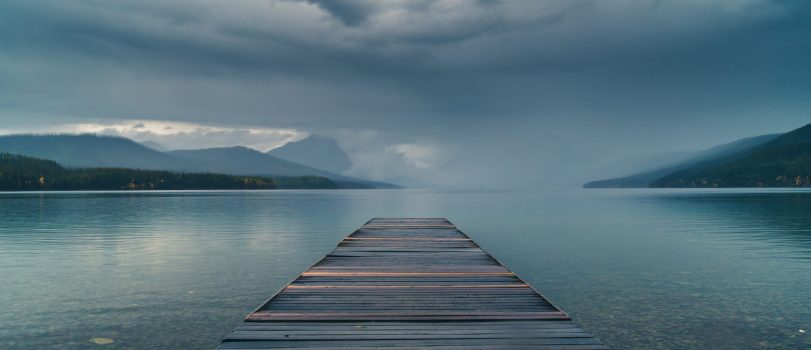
[0,153,288,191]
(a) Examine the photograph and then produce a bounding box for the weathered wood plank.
[218,218,608,349]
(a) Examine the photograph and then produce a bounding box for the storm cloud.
[1,0,809,187]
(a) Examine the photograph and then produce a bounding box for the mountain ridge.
[651,124,811,187]
[0,134,396,189]
[168,146,393,188]
[0,152,279,191]
[585,123,811,188]
[584,133,781,188]
[267,135,352,175]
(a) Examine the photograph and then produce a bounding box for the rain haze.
[1,0,810,187]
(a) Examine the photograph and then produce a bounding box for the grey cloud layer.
[1,0,809,186]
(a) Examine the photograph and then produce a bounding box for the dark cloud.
[305,0,379,26]
[0,0,809,187]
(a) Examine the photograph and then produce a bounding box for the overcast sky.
[1,0,809,187]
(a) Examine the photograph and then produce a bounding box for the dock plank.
[219,218,608,349]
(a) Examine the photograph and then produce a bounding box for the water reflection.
[645,190,811,258]
[1,190,810,349]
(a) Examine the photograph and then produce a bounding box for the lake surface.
[1,189,810,349]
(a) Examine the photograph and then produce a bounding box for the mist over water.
[1,189,810,349]
[2,3,810,349]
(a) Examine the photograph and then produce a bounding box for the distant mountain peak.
[268,135,352,174]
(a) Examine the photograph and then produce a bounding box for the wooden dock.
[219,218,608,349]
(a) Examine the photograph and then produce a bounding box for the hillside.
[0,134,194,170]
[268,135,352,174]
[168,147,344,188]
[168,146,392,188]
[0,153,277,191]
[651,142,811,187]
[0,135,395,189]
[584,133,780,188]
[590,150,698,182]
[171,146,336,177]
[140,140,168,151]
[651,124,811,187]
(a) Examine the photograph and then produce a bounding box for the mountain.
[0,152,277,191]
[170,147,396,189]
[584,133,780,188]
[268,135,352,174]
[0,134,194,170]
[651,124,811,187]
[0,134,395,189]
[170,146,335,177]
[140,140,168,151]
[591,150,698,181]
[166,146,354,188]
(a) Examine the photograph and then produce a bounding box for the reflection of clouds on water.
[0,191,366,349]
[2,190,811,349]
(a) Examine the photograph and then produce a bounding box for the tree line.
[0,152,280,191]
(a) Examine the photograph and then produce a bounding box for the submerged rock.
[89,338,114,345]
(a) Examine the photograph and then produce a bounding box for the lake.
[1,189,810,349]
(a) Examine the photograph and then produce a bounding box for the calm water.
[1,189,810,349]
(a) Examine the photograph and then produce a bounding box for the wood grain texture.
[219,218,608,349]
